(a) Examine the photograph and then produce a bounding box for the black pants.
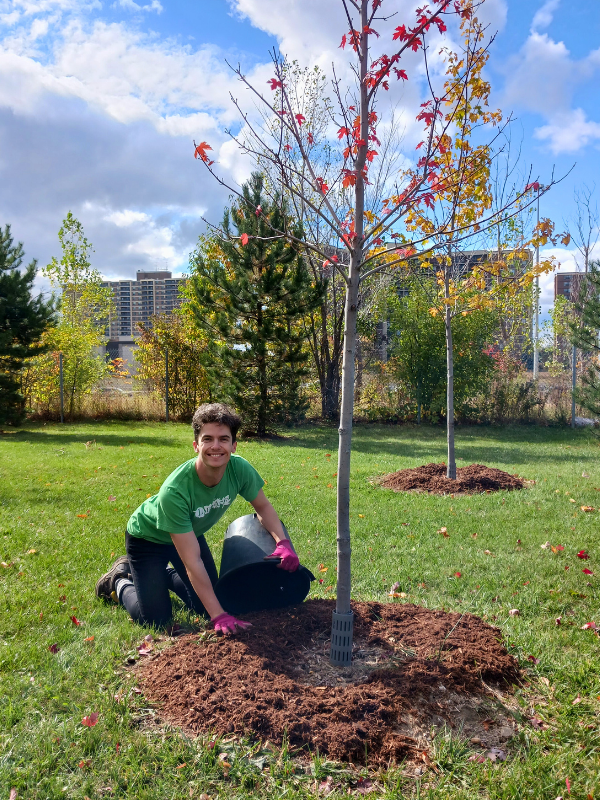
[121,530,219,627]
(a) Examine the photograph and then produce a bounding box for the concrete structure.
[101,270,186,367]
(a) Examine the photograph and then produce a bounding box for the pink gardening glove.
[211,612,252,635]
[265,539,300,572]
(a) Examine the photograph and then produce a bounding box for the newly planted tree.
[193,0,562,661]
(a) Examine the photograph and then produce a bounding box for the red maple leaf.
[363,25,379,37]
[578,550,590,560]
[81,712,98,727]
[525,181,540,192]
[267,78,283,91]
[338,126,350,139]
[583,568,594,575]
[315,177,328,193]
[70,615,81,626]
[193,141,213,165]
[393,24,409,41]
[240,233,249,246]
[294,114,305,126]
[394,68,408,81]
[339,34,347,49]
[48,643,60,653]
[342,170,357,188]
[307,132,314,145]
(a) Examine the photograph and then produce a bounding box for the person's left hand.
[264,539,299,572]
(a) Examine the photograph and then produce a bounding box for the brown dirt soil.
[138,600,520,765]
[378,463,525,495]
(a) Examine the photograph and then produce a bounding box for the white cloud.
[502,32,576,115]
[531,0,560,32]
[535,108,600,154]
[115,0,162,13]
[104,209,151,227]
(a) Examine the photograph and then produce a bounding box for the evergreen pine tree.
[0,225,55,424]
[190,173,325,435]
[571,261,600,417]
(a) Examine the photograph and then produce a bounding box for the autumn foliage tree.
[193,0,563,663]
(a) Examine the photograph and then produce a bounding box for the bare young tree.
[193,0,561,663]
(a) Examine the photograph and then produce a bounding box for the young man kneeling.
[95,403,298,634]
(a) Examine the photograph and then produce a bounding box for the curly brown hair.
[191,403,242,442]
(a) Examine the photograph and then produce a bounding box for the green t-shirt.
[127,454,264,545]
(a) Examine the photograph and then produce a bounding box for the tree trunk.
[354,336,363,404]
[336,261,360,617]
[445,272,456,480]
[322,360,340,420]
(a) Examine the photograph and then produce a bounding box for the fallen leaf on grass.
[319,564,328,573]
[583,568,594,575]
[581,506,595,513]
[578,550,590,560]
[318,776,334,796]
[318,578,324,584]
[84,636,94,642]
[486,747,507,762]
[78,760,92,769]
[353,776,375,794]
[108,496,116,502]
[437,527,449,537]
[581,622,597,630]
[556,617,562,626]
[176,763,187,769]
[529,716,545,730]
[509,609,520,616]
[389,592,407,598]
[421,750,440,773]
[582,471,590,478]
[484,549,494,556]
[454,572,462,577]
[566,777,571,793]
[70,616,82,626]
[48,644,60,653]
[1,561,13,568]
[82,712,98,727]
[27,548,37,555]
[527,655,540,664]
[551,545,565,553]
[572,695,582,705]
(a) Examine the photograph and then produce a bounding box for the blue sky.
[0,0,599,314]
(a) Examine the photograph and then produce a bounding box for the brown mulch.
[378,463,525,495]
[138,599,519,765]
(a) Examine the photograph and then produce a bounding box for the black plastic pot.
[214,514,314,615]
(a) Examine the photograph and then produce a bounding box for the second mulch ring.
[138,599,521,765]
[377,463,526,495]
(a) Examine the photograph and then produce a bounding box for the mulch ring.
[377,463,526,495]
[137,599,520,766]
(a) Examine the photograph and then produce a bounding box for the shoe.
[95,556,130,602]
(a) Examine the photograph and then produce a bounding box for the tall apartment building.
[555,271,585,303]
[101,270,186,364]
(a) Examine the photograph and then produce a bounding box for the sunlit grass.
[1,421,600,798]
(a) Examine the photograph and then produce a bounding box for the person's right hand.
[211,612,252,635]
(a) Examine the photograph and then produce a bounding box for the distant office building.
[101,270,186,365]
[555,271,585,303]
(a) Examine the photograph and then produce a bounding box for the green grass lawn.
[1,421,600,799]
